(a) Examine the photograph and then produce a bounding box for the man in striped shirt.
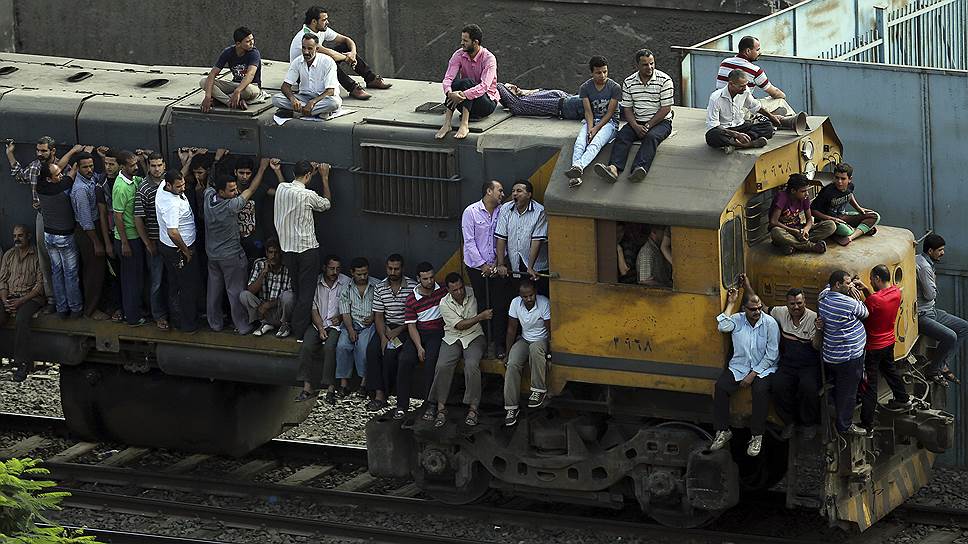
[594,49,674,184]
[336,257,379,395]
[715,36,787,100]
[817,270,869,435]
[495,180,549,296]
[393,262,448,420]
[134,153,169,329]
[365,254,418,412]
[273,160,332,340]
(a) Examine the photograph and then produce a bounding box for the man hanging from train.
[462,180,509,359]
[242,237,294,338]
[295,255,349,404]
[0,224,46,382]
[394,262,448,420]
[36,162,83,319]
[502,279,551,427]
[436,24,499,140]
[716,36,787,100]
[335,257,379,397]
[274,34,342,119]
[289,6,392,101]
[817,270,869,436]
[709,285,779,457]
[917,233,968,385]
[156,170,201,333]
[134,153,169,330]
[593,48,673,184]
[199,26,269,112]
[112,151,148,326]
[495,180,550,297]
[810,163,880,246]
[69,151,108,320]
[704,69,783,153]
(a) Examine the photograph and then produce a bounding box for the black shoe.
[11,366,29,382]
[392,408,406,420]
[324,390,337,405]
[57,311,70,320]
[338,386,351,398]
[294,390,316,402]
[366,398,388,412]
[504,408,519,427]
[69,310,83,319]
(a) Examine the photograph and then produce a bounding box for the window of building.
[359,143,459,219]
[596,220,673,288]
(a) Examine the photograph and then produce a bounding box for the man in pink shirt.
[436,24,499,140]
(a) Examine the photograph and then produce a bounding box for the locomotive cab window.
[596,220,673,289]
[720,216,744,287]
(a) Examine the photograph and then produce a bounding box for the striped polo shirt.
[404,284,447,332]
[619,69,674,123]
[818,287,869,363]
[373,276,418,326]
[495,200,549,272]
[273,180,330,254]
[716,56,770,90]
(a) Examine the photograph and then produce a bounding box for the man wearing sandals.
[423,273,492,428]
[502,279,551,427]
[917,233,968,384]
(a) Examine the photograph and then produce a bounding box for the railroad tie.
[387,482,421,497]
[48,442,99,463]
[229,459,280,479]
[163,453,212,474]
[97,447,150,468]
[278,464,335,486]
[335,471,378,492]
[0,435,50,459]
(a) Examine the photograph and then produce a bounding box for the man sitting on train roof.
[565,56,621,189]
[716,36,787,100]
[496,83,583,120]
[289,6,392,101]
[769,174,836,255]
[436,24,498,140]
[273,34,342,119]
[710,286,779,457]
[0,224,45,382]
[705,69,782,153]
[593,48,673,184]
[810,163,880,246]
[200,27,269,113]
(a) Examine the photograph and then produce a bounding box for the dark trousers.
[713,369,772,435]
[826,355,865,432]
[704,120,775,148]
[114,237,145,324]
[283,248,321,340]
[918,309,968,374]
[771,362,821,426]
[860,345,909,429]
[74,228,105,317]
[297,326,340,390]
[365,327,409,393]
[159,243,201,332]
[448,78,497,119]
[396,329,443,410]
[467,267,510,353]
[608,118,673,173]
[0,298,43,366]
[332,42,377,91]
[101,254,122,314]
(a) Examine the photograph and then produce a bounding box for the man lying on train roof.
[289,5,392,101]
[704,69,782,153]
[200,26,269,113]
[273,34,342,119]
[810,163,880,246]
[716,36,787,100]
[496,83,584,120]
[0,224,45,382]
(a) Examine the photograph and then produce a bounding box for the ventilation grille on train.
[745,183,821,246]
[359,144,459,219]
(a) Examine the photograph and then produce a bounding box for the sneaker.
[252,323,274,337]
[628,166,648,183]
[565,165,583,179]
[366,398,387,412]
[392,408,406,420]
[845,424,868,436]
[504,408,519,427]
[527,391,546,409]
[886,398,913,410]
[324,390,337,406]
[568,177,583,188]
[710,429,732,451]
[593,163,618,183]
[747,435,763,456]
[275,323,291,338]
[11,366,30,382]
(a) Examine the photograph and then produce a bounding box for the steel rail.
[43,524,225,544]
[893,503,968,528]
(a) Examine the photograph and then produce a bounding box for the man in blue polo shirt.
[199,26,268,112]
[817,270,869,436]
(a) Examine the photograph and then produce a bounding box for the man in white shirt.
[295,254,350,404]
[502,279,551,426]
[272,34,341,119]
[705,69,781,152]
[155,170,200,333]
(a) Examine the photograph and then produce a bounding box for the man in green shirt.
[112,150,146,326]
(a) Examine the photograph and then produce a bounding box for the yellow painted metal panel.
[670,226,720,294]
[548,215,597,283]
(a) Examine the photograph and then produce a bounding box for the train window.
[358,143,459,219]
[745,189,774,246]
[597,221,672,288]
[720,216,744,287]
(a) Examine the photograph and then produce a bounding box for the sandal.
[942,370,961,385]
[111,310,123,322]
[464,408,479,427]
[156,319,170,331]
[434,408,448,428]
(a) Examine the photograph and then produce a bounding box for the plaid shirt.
[247,257,292,303]
[497,83,570,117]
[11,159,43,207]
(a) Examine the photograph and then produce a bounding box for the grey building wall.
[8,0,768,100]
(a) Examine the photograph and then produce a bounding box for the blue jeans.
[919,309,968,373]
[44,232,82,313]
[336,322,376,380]
[146,249,168,321]
[572,119,618,170]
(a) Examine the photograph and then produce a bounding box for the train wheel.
[645,506,720,529]
[416,461,492,504]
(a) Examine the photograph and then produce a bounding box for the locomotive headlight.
[800,139,815,160]
[804,161,817,180]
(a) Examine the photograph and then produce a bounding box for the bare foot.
[454,125,470,139]
[435,126,451,139]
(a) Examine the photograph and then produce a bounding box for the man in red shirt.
[856,264,910,433]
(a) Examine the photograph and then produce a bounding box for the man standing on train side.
[818,270,869,436]
[289,6,392,100]
[710,286,779,457]
[462,180,508,358]
[274,161,332,340]
[156,170,201,333]
[70,151,108,320]
[134,153,169,330]
[113,150,147,326]
[295,255,349,404]
[365,254,418,412]
[593,49,674,184]
[0,224,45,382]
[716,36,787,99]
[436,24,499,140]
[495,180,549,297]
[200,27,268,112]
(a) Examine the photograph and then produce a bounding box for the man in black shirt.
[811,163,879,246]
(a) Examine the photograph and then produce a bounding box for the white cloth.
[705,85,762,130]
[509,295,551,342]
[155,185,196,248]
[289,25,339,62]
[284,54,340,100]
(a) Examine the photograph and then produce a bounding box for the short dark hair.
[727,68,748,83]
[518,278,536,292]
[462,24,483,45]
[786,287,804,299]
[36,136,55,148]
[924,233,946,252]
[302,33,320,45]
[386,253,404,264]
[116,150,136,166]
[481,179,499,197]
[265,237,281,252]
[233,26,252,44]
[828,270,850,287]
[75,152,94,165]
[39,162,58,181]
[741,292,760,307]
[513,179,534,194]
[444,272,463,287]
[871,265,890,283]
[304,6,326,26]
[738,36,757,52]
[12,223,31,236]
[147,152,164,163]
[323,254,341,266]
[416,261,434,275]
[635,48,654,62]
[833,163,853,177]
[164,169,183,185]
[350,257,369,270]
[234,157,254,171]
[588,55,608,71]
[293,160,313,178]
[189,154,213,170]
[786,173,810,192]
[213,175,236,192]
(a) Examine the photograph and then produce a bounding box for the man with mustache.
[0,224,46,381]
[274,34,341,119]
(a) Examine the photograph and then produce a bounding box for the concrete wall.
[8,0,767,101]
